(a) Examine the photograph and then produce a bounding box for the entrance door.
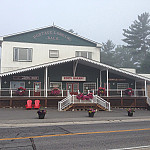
[66,83,79,95]
[34,82,41,96]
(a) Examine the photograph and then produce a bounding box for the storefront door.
[66,83,79,95]
[34,82,41,96]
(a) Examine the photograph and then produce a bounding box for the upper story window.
[13,47,32,62]
[49,50,59,58]
[75,51,92,59]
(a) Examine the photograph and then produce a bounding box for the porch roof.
[0,57,150,82]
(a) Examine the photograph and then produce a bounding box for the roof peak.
[3,24,101,46]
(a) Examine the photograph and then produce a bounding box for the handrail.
[58,94,111,111]
[146,97,150,105]
[0,89,146,97]
[58,95,72,111]
[93,95,110,111]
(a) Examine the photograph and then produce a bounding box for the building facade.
[0,25,150,108]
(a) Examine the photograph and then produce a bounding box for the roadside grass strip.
[0,128,150,141]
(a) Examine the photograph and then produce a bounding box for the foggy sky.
[0,0,150,45]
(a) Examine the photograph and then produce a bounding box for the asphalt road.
[1,121,150,150]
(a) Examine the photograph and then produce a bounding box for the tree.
[139,52,150,73]
[113,46,135,68]
[101,40,116,66]
[122,12,150,58]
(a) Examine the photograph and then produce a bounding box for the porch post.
[107,69,109,97]
[134,81,136,97]
[45,67,48,97]
[97,78,98,90]
[145,80,147,97]
[100,71,102,87]
[0,77,1,96]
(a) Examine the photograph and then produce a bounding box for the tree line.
[101,12,150,73]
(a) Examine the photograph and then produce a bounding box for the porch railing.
[0,88,147,97]
[58,94,110,111]
[93,95,110,111]
[92,89,146,97]
[0,89,69,97]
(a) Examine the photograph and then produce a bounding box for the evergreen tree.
[122,12,150,58]
[101,40,115,66]
[139,52,150,73]
[113,46,135,68]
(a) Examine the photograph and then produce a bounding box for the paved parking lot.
[0,107,150,125]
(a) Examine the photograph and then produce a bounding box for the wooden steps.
[64,103,107,111]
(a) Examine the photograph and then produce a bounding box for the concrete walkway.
[0,108,150,127]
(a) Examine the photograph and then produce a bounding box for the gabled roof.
[2,25,101,47]
[1,57,150,82]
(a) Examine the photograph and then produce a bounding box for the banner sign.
[13,76,39,80]
[108,78,126,81]
[62,76,86,81]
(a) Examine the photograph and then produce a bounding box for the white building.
[0,25,101,73]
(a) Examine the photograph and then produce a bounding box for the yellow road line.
[1,128,150,141]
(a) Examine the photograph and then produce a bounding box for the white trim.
[107,69,109,97]
[145,80,147,97]
[0,37,3,41]
[117,83,129,90]
[1,57,150,82]
[0,77,1,90]
[83,82,96,93]
[49,50,59,58]
[100,70,102,87]
[45,67,48,97]
[135,81,136,97]
[50,82,62,90]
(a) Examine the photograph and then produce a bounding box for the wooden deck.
[103,96,148,108]
[0,96,148,108]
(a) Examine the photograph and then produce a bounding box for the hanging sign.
[62,76,86,81]
[108,78,126,81]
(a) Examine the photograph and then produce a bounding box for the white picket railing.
[0,89,69,97]
[93,95,110,111]
[0,88,146,98]
[58,94,111,111]
[58,92,72,111]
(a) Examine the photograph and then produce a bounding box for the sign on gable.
[4,26,96,47]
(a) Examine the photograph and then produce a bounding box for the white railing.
[58,93,72,111]
[0,88,147,98]
[58,94,111,111]
[93,89,146,97]
[93,95,110,111]
[0,89,69,97]
[146,97,150,106]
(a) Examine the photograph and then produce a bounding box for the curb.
[1,118,150,128]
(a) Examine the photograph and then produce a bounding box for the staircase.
[58,95,110,111]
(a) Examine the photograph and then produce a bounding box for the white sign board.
[62,76,86,81]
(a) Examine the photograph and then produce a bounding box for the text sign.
[13,76,39,80]
[62,76,86,81]
[108,79,126,81]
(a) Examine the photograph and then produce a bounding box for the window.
[117,83,129,90]
[50,82,62,90]
[83,83,96,94]
[10,81,25,89]
[75,51,92,59]
[13,47,32,61]
[49,50,59,58]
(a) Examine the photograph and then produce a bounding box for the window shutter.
[13,48,18,61]
[28,49,32,61]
